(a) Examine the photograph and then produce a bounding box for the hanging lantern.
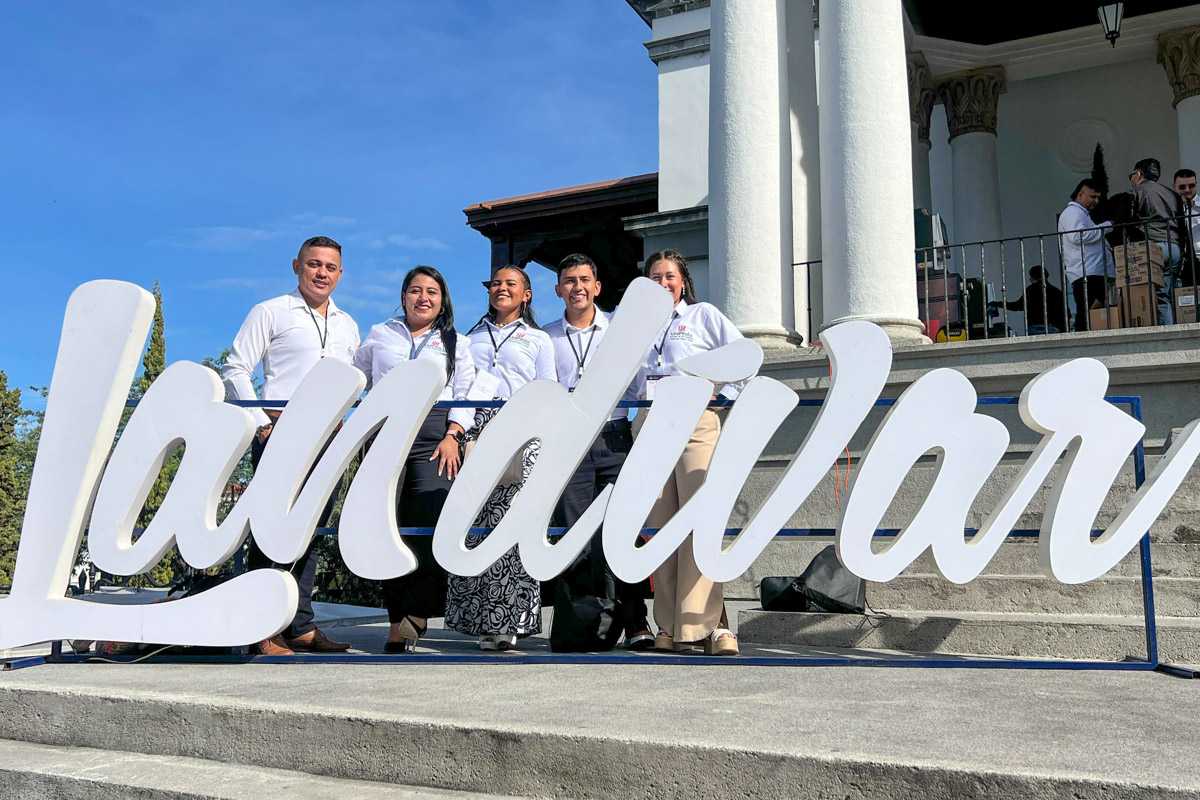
[1097,3,1124,48]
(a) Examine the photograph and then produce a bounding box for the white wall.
[653,8,711,212]
[928,57,1179,329]
[658,54,710,211]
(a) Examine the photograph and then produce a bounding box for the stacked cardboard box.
[1112,244,1165,327]
[1088,305,1122,330]
[1113,243,1166,285]
[1177,287,1198,324]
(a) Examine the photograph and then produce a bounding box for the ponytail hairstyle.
[474,264,540,331]
[644,248,698,304]
[401,265,457,383]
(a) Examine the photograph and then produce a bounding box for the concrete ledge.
[0,739,507,799]
[1,662,1199,798]
[867,574,1198,616]
[738,608,1200,663]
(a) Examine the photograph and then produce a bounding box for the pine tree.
[138,282,166,396]
[128,283,183,588]
[0,372,23,587]
[1091,142,1109,200]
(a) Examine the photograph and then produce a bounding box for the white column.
[1158,26,1200,170]
[937,67,1005,245]
[787,0,820,340]
[818,0,926,343]
[709,0,800,347]
[908,52,935,211]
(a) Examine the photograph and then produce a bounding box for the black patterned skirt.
[444,407,543,637]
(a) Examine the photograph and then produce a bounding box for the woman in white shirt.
[444,265,557,650]
[636,249,742,656]
[353,265,476,653]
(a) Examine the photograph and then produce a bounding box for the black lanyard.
[486,321,521,368]
[566,324,597,380]
[305,305,329,356]
[652,312,678,369]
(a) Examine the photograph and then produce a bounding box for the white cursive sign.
[1,278,1197,649]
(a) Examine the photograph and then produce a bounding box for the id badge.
[468,369,502,400]
[644,374,665,401]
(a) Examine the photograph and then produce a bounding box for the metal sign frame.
[3,394,1194,678]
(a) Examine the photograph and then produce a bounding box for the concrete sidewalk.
[1,623,1198,799]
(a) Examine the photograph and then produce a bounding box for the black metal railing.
[796,211,1199,341]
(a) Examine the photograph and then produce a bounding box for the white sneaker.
[479,634,517,651]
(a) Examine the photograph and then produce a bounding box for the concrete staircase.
[3,657,1199,799]
[734,537,1200,663]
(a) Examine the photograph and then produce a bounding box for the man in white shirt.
[543,254,652,650]
[222,236,361,656]
[1058,179,1114,331]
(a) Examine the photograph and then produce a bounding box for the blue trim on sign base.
[16,650,1164,672]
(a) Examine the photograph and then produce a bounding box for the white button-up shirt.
[543,308,635,421]
[1059,201,1115,283]
[466,317,556,399]
[353,317,477,431]
[222,291,360,426]
[634,300,744,401]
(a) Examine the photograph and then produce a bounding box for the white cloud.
[292,212,358,227]
[385,233,449,251]
[335,292,399,316]
[151,226,282,251]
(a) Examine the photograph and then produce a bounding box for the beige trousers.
[634,408,724,643]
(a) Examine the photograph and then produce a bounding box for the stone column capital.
[936,66,1006,140]
[907,51,936,145]
[1157,25,1200,107]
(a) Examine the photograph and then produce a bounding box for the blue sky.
[2,1,657,405]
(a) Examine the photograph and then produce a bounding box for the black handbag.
[799,545,866,613]
[759,545,866,614]
[549,582,624,652]
[760,575,809,611]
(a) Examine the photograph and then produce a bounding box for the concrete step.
[0,738,509,799]
[738,608,1200,663]
[724,539,1200,600]
[866,574,1199,617]
[0,739,512,799]
[2,658,1200,799]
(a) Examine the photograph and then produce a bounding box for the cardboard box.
[1088,305,1122,331]
[1176,287,1198,324]
[1119,284,1158,327]
[1112,244,1165,287]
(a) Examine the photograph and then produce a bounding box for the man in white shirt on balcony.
[222,235,361,656]
[1058,179,1114,331]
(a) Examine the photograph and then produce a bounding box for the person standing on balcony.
[543,253,653,651]
[222,235,360,656]
[1129,158,1186,324]
[1059,179,1114,331]
[1173,168,1199,288]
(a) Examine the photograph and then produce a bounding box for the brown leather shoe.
[255,635,295,656]
[287,627,350,652]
